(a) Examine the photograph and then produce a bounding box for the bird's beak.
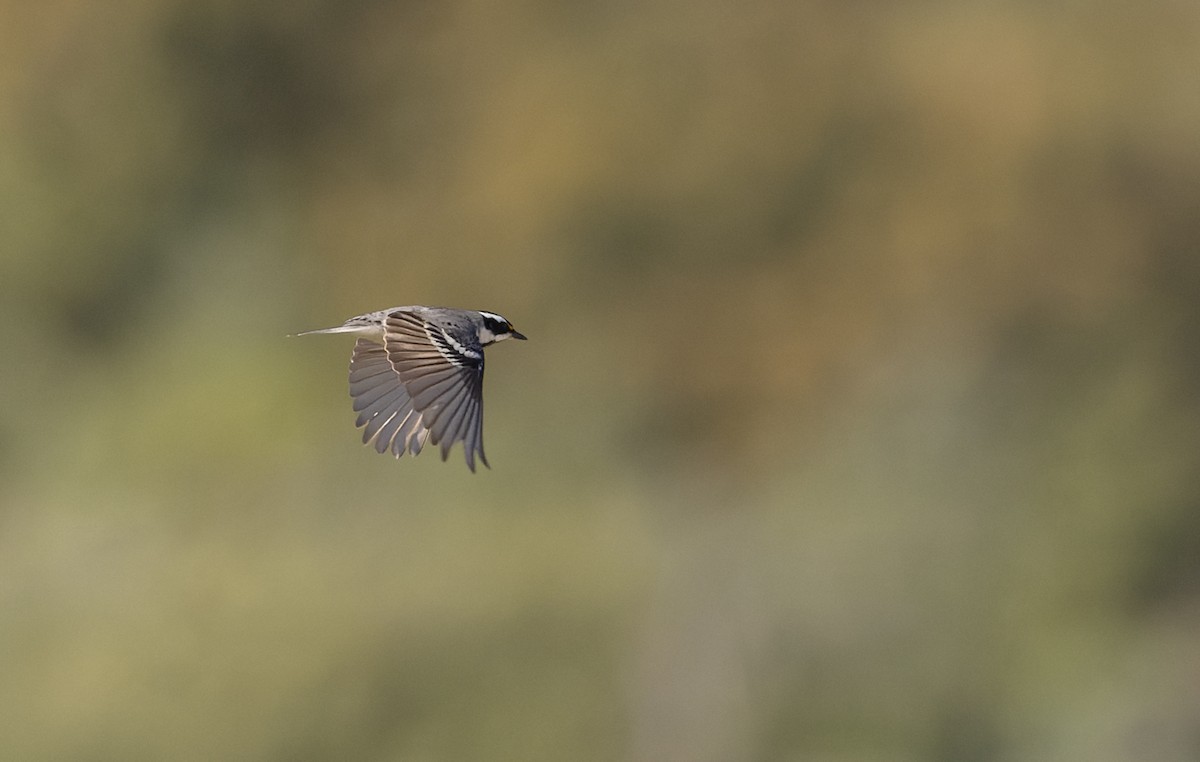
[511,330,528,341]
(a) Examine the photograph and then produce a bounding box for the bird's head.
[478,311,527,345]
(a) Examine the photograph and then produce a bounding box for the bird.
[296,306,526,471]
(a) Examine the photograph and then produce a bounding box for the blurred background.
[2,1,1199,760]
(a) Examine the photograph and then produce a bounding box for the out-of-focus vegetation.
[2,1,1199,759]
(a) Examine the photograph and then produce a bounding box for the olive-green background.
[3,2,1199,760]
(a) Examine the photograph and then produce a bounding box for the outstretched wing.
[347,312,488,471]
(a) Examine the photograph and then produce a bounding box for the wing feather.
[431,381,472,455]
[349,339,420,455]
[371,409,409,453]
[356,385,409,428]
[352,375,406,413]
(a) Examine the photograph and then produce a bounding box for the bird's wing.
[349,338,432,459]
[347,312,488,471]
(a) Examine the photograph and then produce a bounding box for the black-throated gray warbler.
[297,306,526,471]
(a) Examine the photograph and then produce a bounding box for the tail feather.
[291,325,365,337]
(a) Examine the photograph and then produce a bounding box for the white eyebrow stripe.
[478,311,505,324]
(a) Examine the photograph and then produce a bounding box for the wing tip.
[462,443,490,473]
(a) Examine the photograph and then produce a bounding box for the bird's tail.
[289,324,367,338]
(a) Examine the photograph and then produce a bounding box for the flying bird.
[297,306,526,471]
